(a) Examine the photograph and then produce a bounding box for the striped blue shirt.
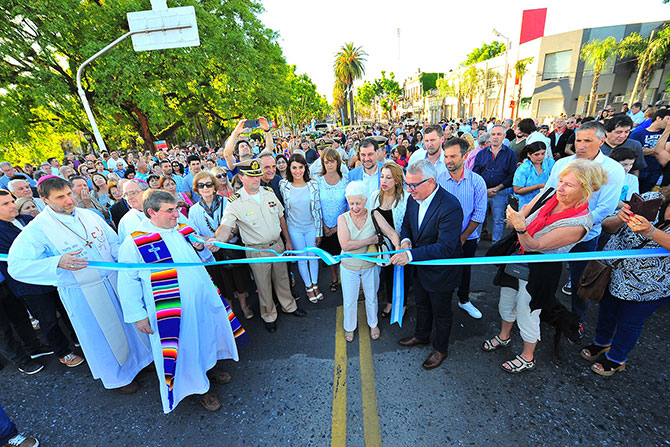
[437,168,488,240]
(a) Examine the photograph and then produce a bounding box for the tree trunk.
[515,80,523,119]
[588,70,601,116]
[636,65,653,104]
[120,101,157,154]
[349,88,356,126]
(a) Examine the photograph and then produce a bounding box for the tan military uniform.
[221,186,297,322]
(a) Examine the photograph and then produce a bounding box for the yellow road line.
[331,306,347,447]
[358,304,382,447]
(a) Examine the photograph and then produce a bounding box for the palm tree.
[619,25,670,104]
[334,43,367,126]
[513,57,534,119]
[463,66,483,117]
[580,37,618,116]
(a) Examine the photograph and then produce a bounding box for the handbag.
[368,211,392,262]
[577,222,669,301]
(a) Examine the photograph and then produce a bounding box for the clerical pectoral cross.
[84,240,93,249]
[147,245,162,262]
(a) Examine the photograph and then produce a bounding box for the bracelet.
[516,229,527,234]
[643,226,656,239]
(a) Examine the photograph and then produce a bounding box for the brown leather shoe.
[200,391,221,412]
[398,336,430,347]
[422,350,448,370]
[207,369,232,385]
[114,379,140,395]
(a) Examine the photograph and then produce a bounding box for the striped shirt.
[437,168,488,240]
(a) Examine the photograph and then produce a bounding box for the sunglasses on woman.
[196,182,215,189]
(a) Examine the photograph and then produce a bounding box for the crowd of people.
[2,103,670,443]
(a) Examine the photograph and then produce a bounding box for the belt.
[248,239,280,250]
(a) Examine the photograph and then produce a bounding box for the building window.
[542,50,572,80]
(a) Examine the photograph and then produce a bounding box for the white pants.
[341,265,379,332]
[498,280,542,343]
[288,225,319,287]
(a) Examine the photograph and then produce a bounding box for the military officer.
[216,159,306,333]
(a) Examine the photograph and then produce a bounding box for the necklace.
[56,215,94,248]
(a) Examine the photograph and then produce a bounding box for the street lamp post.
[493,29,510,119]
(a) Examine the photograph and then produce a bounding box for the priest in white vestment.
[8,176,153,392]
[117,180,148,242]
[117,190,238,413]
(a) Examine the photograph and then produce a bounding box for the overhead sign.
[127,6,200,52]
[154,140,168,150]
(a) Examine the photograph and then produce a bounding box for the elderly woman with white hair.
[337,181,400,342]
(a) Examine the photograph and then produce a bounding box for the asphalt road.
[1,243,669,446]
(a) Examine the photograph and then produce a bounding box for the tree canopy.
[463,41,506,66]
[357,71,402,117]
[0,0,327,163]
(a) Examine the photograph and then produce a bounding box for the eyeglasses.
[196,182,215,189]
[122,190,142,198]
[215,174,226,179]
[404,179,430,190]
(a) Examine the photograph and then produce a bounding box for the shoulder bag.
[577,223,669,301]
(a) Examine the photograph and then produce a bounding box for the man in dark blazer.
[0,190,83,371]
[549,117,574,159]
[391,159,463,370]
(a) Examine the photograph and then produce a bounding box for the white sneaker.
[561,281,572,295]
[458,301,482,319]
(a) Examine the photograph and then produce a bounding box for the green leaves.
[463,41,506,66]
[0,0,325,160]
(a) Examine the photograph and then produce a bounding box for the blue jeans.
[594,290,670,363]
[568,236,599,322]
[487,187,511,243]
[0,404,18,444]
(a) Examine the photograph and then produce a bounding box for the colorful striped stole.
[131,223,246,410]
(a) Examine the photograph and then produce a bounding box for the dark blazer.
[110,199,130,229]
[0,215,55,297]
[549,128,574,158]
[400,187,464,292]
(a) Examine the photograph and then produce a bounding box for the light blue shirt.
[544,151,625,241]
[437,169,488,240]
[513,158,556,208]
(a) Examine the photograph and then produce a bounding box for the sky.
[259,0,670,102]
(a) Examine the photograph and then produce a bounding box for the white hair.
[7,178,28,192]
[406,159,437,181]
[345,180,369,199]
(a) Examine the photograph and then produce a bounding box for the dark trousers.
[22,290,74,358]
[457,239,478,304]
[594,290,670,363]
[0,282,40,365]
[380,265,412,306]
[414,280,454,354]
[568,236,599,322]
[0,404,17,445]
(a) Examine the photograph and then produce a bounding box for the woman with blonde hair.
[210,166,235,198]
[15,197,39,217]
[482,159,607,373]
[371,162,410,318]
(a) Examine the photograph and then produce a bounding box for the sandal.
[482,335,511,352]
[580,343,610,361]
[501,355,536,374]
[306,286,318,304]
[330,280,339,292]
[344,331,354,342]
[315,292,324,301]
[591,356,625,377]
[370,326,380,340]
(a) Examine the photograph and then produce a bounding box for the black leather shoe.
[287,308,307,317]
[265,321,277,333]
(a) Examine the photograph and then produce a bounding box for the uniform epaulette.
[228,193,240,203]
[263,186,274,192]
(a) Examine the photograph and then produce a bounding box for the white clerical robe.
[117,220,238,413]
[7,207,153,388]
[117,208,144,242]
